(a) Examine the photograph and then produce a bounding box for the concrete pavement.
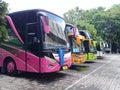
[0,54,120,90]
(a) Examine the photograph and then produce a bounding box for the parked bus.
[93,40,105,58]
[79,30,97,61]
[0,9,72,76]
[65,23,86,64]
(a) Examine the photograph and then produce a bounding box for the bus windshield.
[65,25,79,36]
[89,45,96,53]
[71,39,83,54]
[41,12,67,49]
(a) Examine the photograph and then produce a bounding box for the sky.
[3,0,120,17]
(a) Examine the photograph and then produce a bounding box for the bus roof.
[8,9,64,20]
[66,23,76,27]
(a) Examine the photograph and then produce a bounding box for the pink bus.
[0,9,71,76]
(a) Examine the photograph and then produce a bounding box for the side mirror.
[73,27,76,37]
[81,36,85,41]
[41,16,50,34]
[76,36,81,45]
[89,39,92,45]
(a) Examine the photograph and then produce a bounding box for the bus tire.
[4,59,18,76]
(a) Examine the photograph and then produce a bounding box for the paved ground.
[0,54,120,90]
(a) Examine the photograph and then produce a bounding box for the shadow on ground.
[69,64,89,71]
[97,56,104,59]
[84,61,95,64]
[17,72,68,83]
[0,69,68,84]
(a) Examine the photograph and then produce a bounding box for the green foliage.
[63,7,84,24]
[75,20,97,40]
[63,7,104,40]
[64,4,120,46]
[0,0,8,42]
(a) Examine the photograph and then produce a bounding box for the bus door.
[25,23,40,73]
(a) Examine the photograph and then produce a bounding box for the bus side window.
[26,23,40,56]
[5,22,22,47]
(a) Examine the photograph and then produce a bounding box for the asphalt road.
[0,54,120,90]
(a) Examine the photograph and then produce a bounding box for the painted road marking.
[65,55,116,90]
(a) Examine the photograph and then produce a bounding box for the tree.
[93,4,120,46]
[0,0,8,42]
[64,4,120,47]
[63,7,84,25]
[75,20,97,40]
[63,7,98,39]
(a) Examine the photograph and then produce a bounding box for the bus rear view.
[0,9,71,75]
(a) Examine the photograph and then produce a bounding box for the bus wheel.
[5,60,17,76]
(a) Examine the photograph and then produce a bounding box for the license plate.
[62,66,68,70]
